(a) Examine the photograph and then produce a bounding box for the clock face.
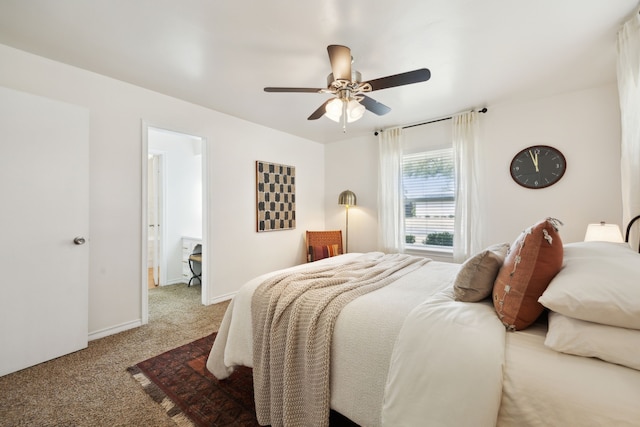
[510,145,566,189]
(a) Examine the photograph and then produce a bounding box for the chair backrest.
[306,230,343,262]
[191,244,202,256]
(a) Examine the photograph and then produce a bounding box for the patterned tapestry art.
[256,161,296,232]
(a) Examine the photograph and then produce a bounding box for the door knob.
[73,237,86,245]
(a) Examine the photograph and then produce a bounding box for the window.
[402,147,455,250]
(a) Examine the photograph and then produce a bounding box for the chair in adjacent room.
[306,230,343,262]
[188,244,202,286]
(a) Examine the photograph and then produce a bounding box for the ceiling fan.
[264,45,431,132]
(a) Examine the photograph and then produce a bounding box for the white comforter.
[382,291,505,427]
[206,253,640,426]
[208,253,505,426]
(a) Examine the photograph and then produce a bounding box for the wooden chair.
[306,230,343,262]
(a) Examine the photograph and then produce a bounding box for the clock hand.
[528,150,539,172]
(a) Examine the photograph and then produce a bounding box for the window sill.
[405,246,455,263]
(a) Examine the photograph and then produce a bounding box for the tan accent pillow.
[493,218,563,330]
[453,243,510,302]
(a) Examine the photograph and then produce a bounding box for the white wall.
[0,41,623,340]
[480,85,622,245]
[149,128,202,284]
[324,135,379,254]
[0,44,325,338]
[326,84,623,256]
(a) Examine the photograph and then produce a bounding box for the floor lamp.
[338,190,356,253]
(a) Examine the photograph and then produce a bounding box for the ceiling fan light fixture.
[324,98,365,123]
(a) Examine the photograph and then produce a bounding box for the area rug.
[128,333,358,426]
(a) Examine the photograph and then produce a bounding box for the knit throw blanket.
[251,253,430,427]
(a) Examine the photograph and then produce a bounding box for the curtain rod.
[374,107,488,136]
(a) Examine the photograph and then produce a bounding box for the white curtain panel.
[452,111,482,262]
[617,9,640,248]
[377,127,406,253]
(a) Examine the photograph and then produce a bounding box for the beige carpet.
[0,283,229,427]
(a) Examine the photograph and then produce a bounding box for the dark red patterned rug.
[127,333,358,427]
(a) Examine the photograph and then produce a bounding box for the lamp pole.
[338,190,357,253]
[344,204,350,253]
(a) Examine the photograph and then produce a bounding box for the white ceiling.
[0,1,637,143]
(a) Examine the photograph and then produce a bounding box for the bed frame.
[625,214,640,253]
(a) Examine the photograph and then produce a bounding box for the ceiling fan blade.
[327,45,352,81]
[360,95,391,116]
[264,87,324,93]
[308,99,332,120]
[365,68,431,91]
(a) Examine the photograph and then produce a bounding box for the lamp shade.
[346,99,365,122]
[584,222,623,243]
[325,98,343,122]
[338,190,356,207]
[325,99,365,123]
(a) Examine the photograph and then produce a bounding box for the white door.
[0,86,89,376]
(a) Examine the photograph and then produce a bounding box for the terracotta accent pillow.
[453,243,510,302]
[493,218,563,330]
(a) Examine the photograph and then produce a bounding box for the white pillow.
[545,312,640,371]
[538,241,640,330]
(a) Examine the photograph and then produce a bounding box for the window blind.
[402,148,455,248]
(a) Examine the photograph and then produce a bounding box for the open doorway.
[142,124,207,324]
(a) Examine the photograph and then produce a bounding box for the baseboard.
[206,291,236,306]
[88,292,232,341]
[88,319,142,341]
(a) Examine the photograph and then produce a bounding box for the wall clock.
[510,145,566,189]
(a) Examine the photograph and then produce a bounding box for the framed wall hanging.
[256,160,296,232]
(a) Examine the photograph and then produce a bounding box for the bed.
[206,219,640,426]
